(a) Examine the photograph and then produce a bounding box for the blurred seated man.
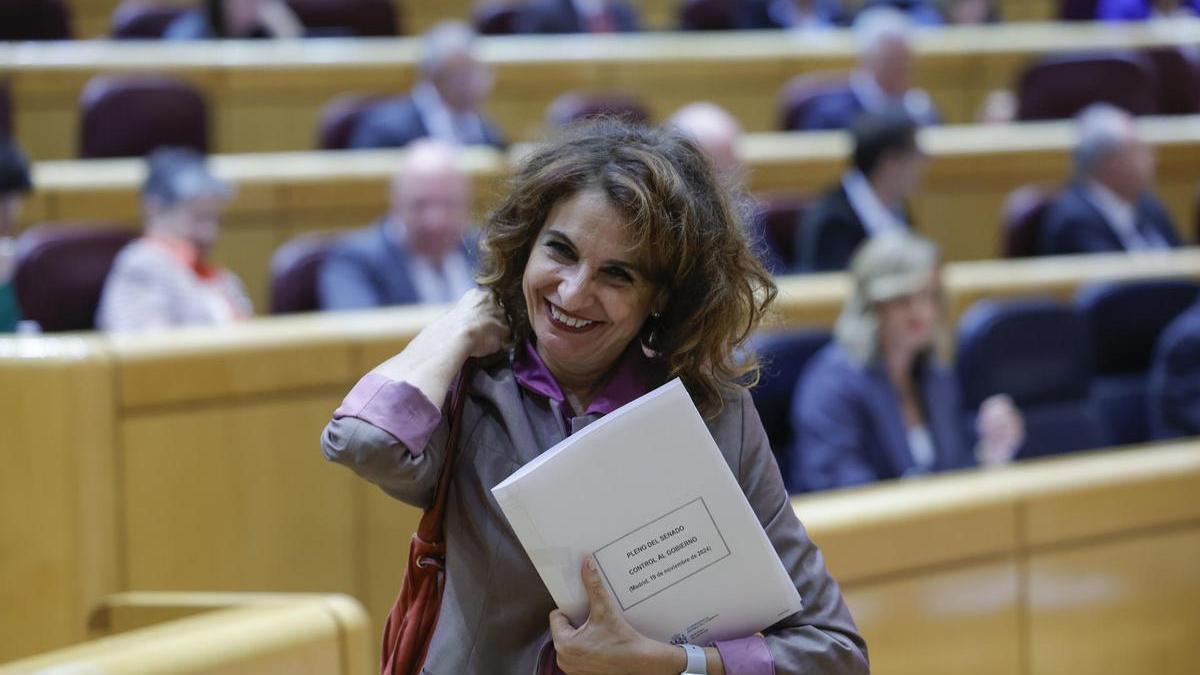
[797,108,926,272]
[854,0,944,25]
[1038,104,1181,256]
[735,0,849,30]
[666,102,785,273]
[790,233,1023,492]
[519,0,640,33]
[0,135,31,333]
[319,140,476,310]
[96,148,252,332]
[939,0,999,23]
[348,22,505,150]
[1148,299,1200,439]
[1099,0,1198,20]
[165,0,303,39]
[800,6,940,130]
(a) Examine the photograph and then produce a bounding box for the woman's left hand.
[549,557,683,675]
[975,394,1025,466]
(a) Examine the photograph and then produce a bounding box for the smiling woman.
[320,121,869,675]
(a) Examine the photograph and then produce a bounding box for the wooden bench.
[6,20,1199,159]
[3,251,1200,664]
[0,592,372,674]
[796,441,1200,675]
[20,117,1200,310]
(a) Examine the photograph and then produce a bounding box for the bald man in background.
[667,102,785,274]
[319,140,477,309]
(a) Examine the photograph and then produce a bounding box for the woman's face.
[522,189,660,388]
[876,271,940,359]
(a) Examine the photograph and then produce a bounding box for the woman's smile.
[545,299,602,333]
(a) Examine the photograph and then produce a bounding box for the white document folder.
[491,378,802,645]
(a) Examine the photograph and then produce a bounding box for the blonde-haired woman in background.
[789,232,1024,492]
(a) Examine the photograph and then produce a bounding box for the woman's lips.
[545,299,600,334]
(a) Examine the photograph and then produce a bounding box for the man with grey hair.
[96,147,252,332]
[319,139,476,309]
[800,6,940,131]
[348,21,505,150]
[1038,104,1181,256]
[666,102,786,273]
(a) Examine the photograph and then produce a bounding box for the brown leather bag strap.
[414,362,473,544]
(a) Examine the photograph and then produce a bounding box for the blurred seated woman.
[790,233,1023,492]
[164,0,303,39]
[321,122,869,674]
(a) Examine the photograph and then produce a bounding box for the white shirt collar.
[842,169,907,237]
[411,81,485,146]
[849,70,893,113]
[1084,181,1164,251]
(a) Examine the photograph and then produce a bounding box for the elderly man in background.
[801,6,940,131]
[798,108,927,272]
[1038,104,1181,256]
[319,140,476,309]
[348,22,505,150]
[96,148,252,332]
[0,135,32,332]
[667,102,786,273]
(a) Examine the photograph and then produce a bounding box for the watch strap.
[680,643,707,675]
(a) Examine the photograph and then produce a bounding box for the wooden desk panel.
[1025,528,1200,675]
[843,562,1022,675]
[120,394,362,597]
[0,337,119,664]
[8,21,1200,159]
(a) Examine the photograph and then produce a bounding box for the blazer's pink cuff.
[334,373,440,456]
[715,635,774,675]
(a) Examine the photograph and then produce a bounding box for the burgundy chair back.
[1017,52,1159,121]
[756,192,809,268]
[79,75,208,159]
[0,0,72,40]
[13,223,138,332]
[285,0,399,37]
[545,91,651,128]
[777,73,849,131]
[316,93,384,150]
[1058,0,1098,20]
[110,1,188,39]
[269,232,338,314]
[679,0,736,30]
[1001,184,1055,258]
[1145,47,1200,115]
[472,2,525,34]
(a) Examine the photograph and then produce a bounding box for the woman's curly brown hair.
[477,120,777,419]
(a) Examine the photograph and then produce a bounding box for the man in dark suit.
[1148,299,1200,439]
[797,109,926,272]
[320,140,477,309]
[347,22,505,150]
[1039,104,1182,256]
[519,0,640,33]
[800,6,940,131]
[734,0,849,29]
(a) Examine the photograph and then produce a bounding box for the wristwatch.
[680,644,707,675]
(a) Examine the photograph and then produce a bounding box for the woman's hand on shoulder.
[440,288,511,360]
[549,558,685,675]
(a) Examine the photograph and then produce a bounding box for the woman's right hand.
[440,288,511,359]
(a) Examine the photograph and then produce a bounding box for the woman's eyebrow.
[545,228,645,275]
